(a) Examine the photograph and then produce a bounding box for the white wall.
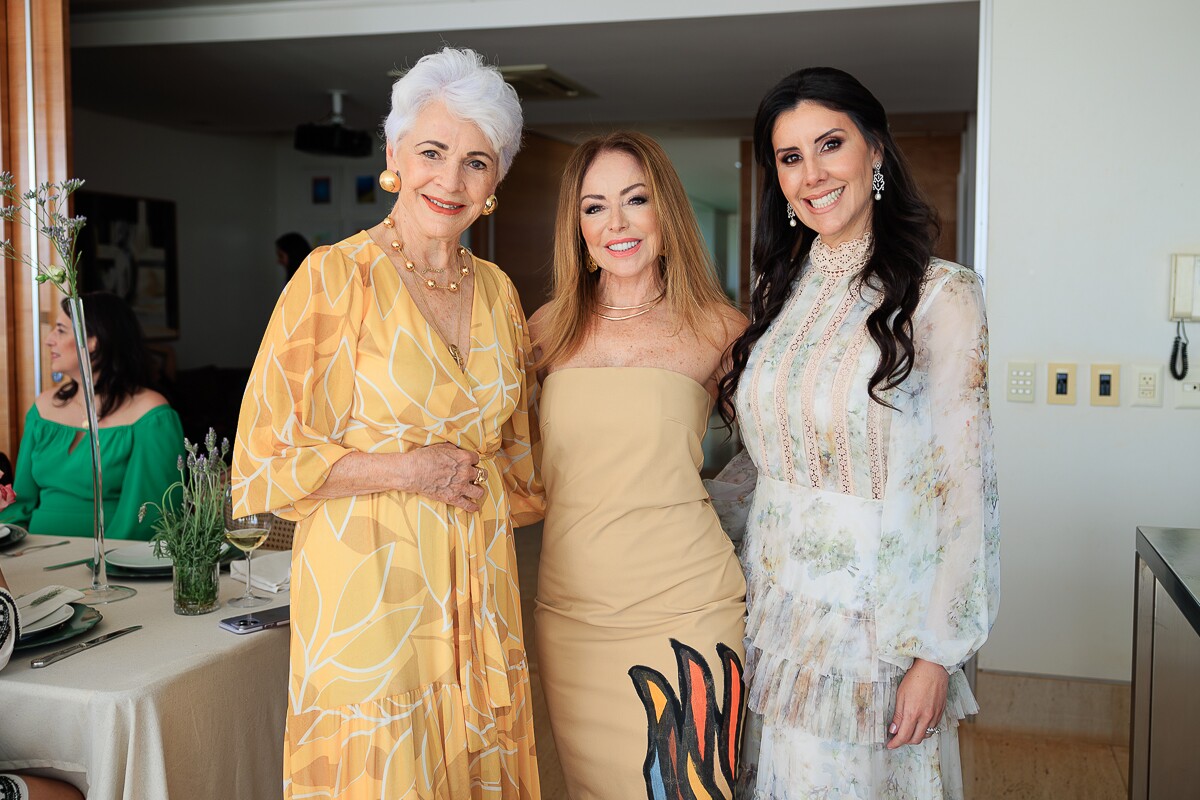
[272,145,395,292]
[73,109,278,368]
[73,112,400,368]
[984,0,1200,681]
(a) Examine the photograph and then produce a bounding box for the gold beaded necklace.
[382,216,471,291]
[378,217,470,371]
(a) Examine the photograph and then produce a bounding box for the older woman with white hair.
[232,47,543,799]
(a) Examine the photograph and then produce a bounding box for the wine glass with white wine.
[226,511,272,608]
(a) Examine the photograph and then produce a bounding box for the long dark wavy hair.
[717,67,940,425]
[55,292,156,419]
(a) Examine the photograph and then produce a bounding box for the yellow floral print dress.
[232,231,544,800]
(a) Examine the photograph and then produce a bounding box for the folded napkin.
[230,550,291,593]
[16,584,85,628]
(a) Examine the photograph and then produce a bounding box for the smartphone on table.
[218,604,290,634]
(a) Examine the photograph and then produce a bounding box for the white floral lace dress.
[731,235,1000,799]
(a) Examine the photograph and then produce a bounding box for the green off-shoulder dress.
[0,404,185,540]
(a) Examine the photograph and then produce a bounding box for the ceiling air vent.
[499,65,594,101]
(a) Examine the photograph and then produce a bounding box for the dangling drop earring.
[872,162,885,201]
[786,202,797,227]
[379,170,401,193]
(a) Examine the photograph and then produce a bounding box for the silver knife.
[30,625,143,669]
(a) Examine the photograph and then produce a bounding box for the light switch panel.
[1090,364,1120,406]
[1177,380,1200,409]
[1006,361,1035,403]
[1047,362,1076,405]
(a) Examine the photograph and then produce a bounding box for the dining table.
[0,533,290,800]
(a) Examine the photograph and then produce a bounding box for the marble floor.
[515,524,1128,800]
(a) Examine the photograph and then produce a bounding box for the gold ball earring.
[480,194,498,216]
[378,170,401,193]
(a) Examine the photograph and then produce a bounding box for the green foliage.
[141,429,230,568]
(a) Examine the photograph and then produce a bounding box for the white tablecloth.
[0,535,289,800]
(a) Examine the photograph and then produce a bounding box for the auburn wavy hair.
[533,131,734,369]
[717,67,940,425]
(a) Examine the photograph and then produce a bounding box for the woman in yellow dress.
[530,132,748,800]
[232,48,542,800]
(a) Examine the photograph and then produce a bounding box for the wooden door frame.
[0,0,71,458]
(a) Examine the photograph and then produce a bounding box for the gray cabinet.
[1131,527,1200,800]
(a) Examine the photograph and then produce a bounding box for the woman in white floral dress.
[713,67,1000,799]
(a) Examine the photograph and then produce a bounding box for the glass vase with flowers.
[0,172,135,604]
[141,430,230,615]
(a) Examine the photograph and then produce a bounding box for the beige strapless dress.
[535,367,747,800]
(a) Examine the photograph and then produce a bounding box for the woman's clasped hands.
[402,443,486,513]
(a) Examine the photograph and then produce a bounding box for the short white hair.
[383,47,524,177]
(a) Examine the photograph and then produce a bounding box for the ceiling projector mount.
[294,89,373,158]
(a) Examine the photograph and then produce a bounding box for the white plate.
[107,541,173,570]
[0,524,28,547]
[19,603,74,637]
[106,541,230,570]
[0,524,23,543]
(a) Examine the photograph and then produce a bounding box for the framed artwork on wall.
[75,190,179,340]
[311,176,332,204]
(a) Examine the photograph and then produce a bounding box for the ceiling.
[74,0,280,9]
[68,2,979,210]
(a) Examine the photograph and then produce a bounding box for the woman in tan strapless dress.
[529,132,748,800]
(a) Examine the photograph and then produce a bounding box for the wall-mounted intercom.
[1169,254,1195,379]
[1170,255,1200,321]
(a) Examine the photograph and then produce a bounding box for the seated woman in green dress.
[0,292,184,540]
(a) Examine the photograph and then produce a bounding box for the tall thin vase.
[69,297,135,604]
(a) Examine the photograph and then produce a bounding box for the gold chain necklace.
[445,294,467,371]
[379,218,469,370]
[382,216,470,291]
[593,291,665,321]
[411,273,468,371]
[597,290,665,311]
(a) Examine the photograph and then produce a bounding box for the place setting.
[94,541,177,579]
[12,584,105,655]
[0,523,29,551]
[40,540,237,579]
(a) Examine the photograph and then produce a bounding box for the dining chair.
[261,516,295,551]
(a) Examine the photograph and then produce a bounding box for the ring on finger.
[924,726,941,736]
[472,467,488,486]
